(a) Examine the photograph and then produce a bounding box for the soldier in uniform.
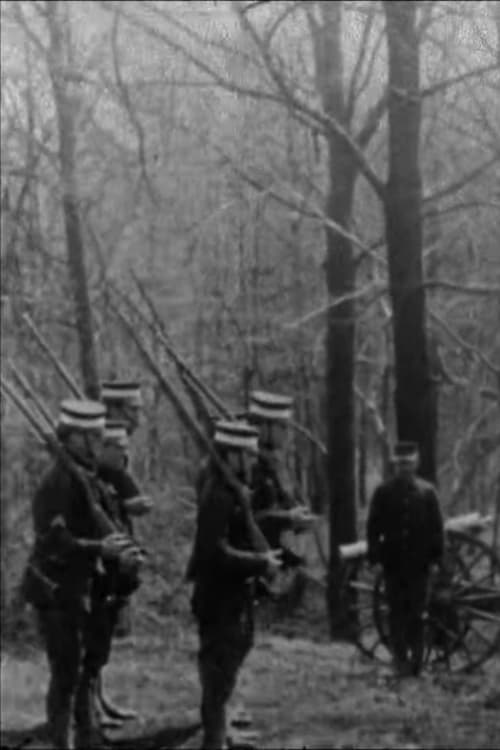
[86,420,152,726]
[101,380,153,624]
[246,390,315,570]
[22,400,135,749]
[188,420,283,749]
[97,382,152,720]
[366,441,445,677]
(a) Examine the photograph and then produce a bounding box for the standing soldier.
[247,390,315,571]
[21,400,135,749]
[100,380,150,616]
[366,441,445,677]
[97,381,152,722]
[88,419,152,727]
[188,420,283,749]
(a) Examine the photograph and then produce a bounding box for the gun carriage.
[341,512,500,673]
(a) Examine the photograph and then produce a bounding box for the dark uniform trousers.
[194,588,255,749]
[384,569,430,674]
[189,471,268,749]
[37,603,100,749]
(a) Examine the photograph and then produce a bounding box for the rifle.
[0,373,144,564]
[22,313,85,399]
[130,270,231,419]
[129,271,327,454]
[109,299,270,554]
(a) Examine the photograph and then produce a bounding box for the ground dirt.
[1,610,499,750]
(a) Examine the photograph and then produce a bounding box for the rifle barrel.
[110,299,269,552]
[129,271,231,418]
[22,313,84,399]
[8,360,55,431]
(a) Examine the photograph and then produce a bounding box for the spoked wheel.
[425,530,500,673]
[345,557,392,666]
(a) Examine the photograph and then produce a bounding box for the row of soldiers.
[21,384,316,749]
[20,378,445,749]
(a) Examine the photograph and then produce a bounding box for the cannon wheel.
[344,556,392,665]
[369,530,500,673]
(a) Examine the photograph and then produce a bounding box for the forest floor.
[1,613,500,750]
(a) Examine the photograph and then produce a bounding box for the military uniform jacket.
[189,472,268,603]
[29,458,105,605]
[367,475,444,574]
[251,457,297,546]
[98,465,140,534]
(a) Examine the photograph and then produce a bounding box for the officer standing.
[22,400,133,749]
[366,441,445,677]
[188,420,282,749]
[247,390,315,570]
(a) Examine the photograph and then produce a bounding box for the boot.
[74,674,108,749]
[49,705,74,750]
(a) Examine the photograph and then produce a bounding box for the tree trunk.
[310,1,358,636]
[46,2,100,400]
[383,1,437,481]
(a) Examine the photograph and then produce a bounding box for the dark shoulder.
[35,461,72,496]
[199,474,233,511]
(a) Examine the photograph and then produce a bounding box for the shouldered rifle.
[22,313,85,399]
[0,374,145,566]
[110,300,270,554]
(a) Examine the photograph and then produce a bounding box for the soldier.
[366,441,445,677]
[97,382,152,721]
[86,420,152,727]
[188,420,283,749]
[22,400,135,749]
[247,390,315,571]
[100,380,151,621]
[101,380,143,439]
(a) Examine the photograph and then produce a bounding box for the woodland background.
[1,0,499,642]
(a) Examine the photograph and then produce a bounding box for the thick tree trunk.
[46,2,100,400]
[309,1,358,636]
[383,1,437,481]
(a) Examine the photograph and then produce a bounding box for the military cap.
[214,420,259,452]
[391,441,419,461]
[248,390,293,421]
[101,380,142,407]
[58,399,106,431]
[103,419,129,446]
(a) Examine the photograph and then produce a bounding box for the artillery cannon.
[341,512,500,673]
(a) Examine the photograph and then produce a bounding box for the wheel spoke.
[455,604,500,624]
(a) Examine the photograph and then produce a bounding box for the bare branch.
[345,2,377,121]
[424,280,500,296]
[429,309,500,377]
[423,152,500,205]
[110,2,158,206]
[233,1,386,200]
[421,62,500,100]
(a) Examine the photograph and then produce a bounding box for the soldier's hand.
[123,495,154,516]
[263,548,283,578]
[101,533,133,560]
[290,506,316,529]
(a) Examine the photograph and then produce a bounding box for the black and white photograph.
[1,1,499,748]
